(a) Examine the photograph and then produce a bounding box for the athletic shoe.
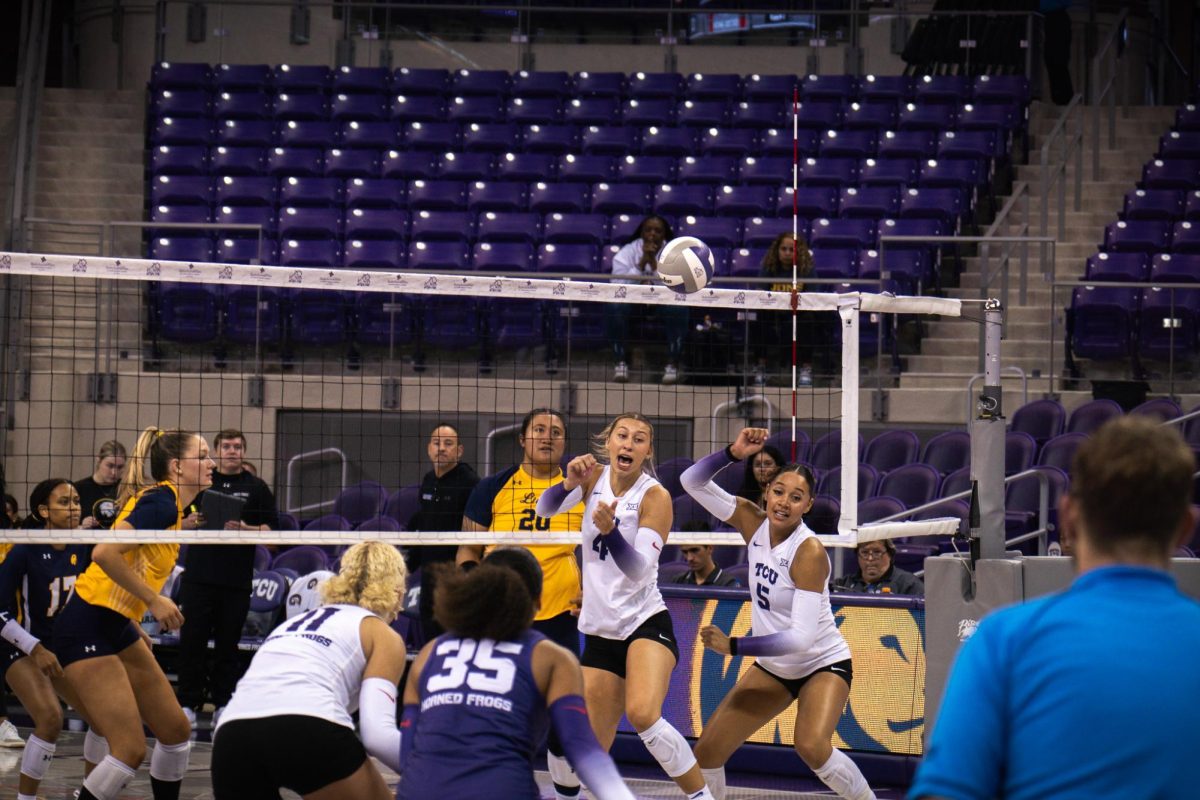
[182,707,197,729]
[0,719,24,748]
[662,364,679,385]
[613,362,629,383]
[799,365,813,386]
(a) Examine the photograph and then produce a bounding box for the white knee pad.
[82,755,136,800]
[637,717,697,779]
[83,729,109,764]
[149,740,190,782]
[19,734,55,781]
[547,750,580,789]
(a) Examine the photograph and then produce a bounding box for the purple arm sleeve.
[601,524,650,581]
[399,704,418,768]
[535,482,582,519]
[679,448,739,521]
[550,695,636,800]
[733,629,806,657]
[732,589,820,657]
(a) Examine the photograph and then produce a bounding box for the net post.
[838,298,859,537]
[971,300,1007,560]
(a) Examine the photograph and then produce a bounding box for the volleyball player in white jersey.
[210,541,406,800]
[537,413,714,799]
[284,569,335,618]
[680,428,876,800]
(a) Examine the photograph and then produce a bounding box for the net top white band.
[0,251,963,316]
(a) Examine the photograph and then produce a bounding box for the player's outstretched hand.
[700,625,732,655]
[564,454,600,491]
[30,643,63,678]
[730,427,769,461]
[592,500,618,536]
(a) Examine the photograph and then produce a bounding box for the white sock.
[547,750,581,798]
[687,788,715,800]
[812,748,876,800]
[701,766,727,800]
[18,793,36,800]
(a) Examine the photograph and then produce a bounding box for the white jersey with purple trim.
[747,520,851,679]
[578,466,667,640]
[218,603,375,730]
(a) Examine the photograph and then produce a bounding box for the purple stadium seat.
[938,130,1001,161]
[697,128,757,158]
[875,463,940,509]
[556,154,616,184]
[507,96,561,125]
[384,486,421,528]
[860,157,919,188]
[252,545,272,572]
[579,126,638,157]
[899,187,964,228]
[390,94,447,124]
[818,464,879,501]
[1010,399,1066,446]
[1037,432,1087,474]
[628,71,683,99]
[214,174,275,207]
[738,155,793,186]
[215,119,273,147]
[1152,253,1200,282]
[1142,159,1200,190]
[243,571,288,637]
[801,74,855,102]
[489,299,549,349]
[451,122,515,153]
[939,466,972,499]
[794,101,843,131]
[212,204,273,239]
[1176,104,1200,131]
[278,207,339,240]
[839,186,901,220]
[1005,466,1069,535]
[810,218,876,250]
[407,180,467,211]
[451,69,509,97]
[150,175,212,207]
[392,67,450,96]
[216,236,277,266]
[493,152,554,183]
[590,183,651,215]
[859,496,906,524]
[674,155,736,185]
[273,92,328,121]
[353,292,415,346]
[858,74,912,102]
[410,210,474,242]
[972,75,1029,106]
[898,102,956,132]
[877,130,936,160]
[674,216,740,249]
[956,103,1022,133]
[811,250,859,280]
[151,117,212,146]
[541,213,606,245]
[273,64,330,93]
[798,157,858,188]
[1004,431,1038,475]
[356,515,401,533]
[810,431,863,474]
[783,187,838,219]
[528,182,589,214]
[152,145,209,179]
[672,495,717,533]
[508,70,570,98]
[918,158,984,192]
[1122,189,1186,221]
[1188,191,1200,221]
[617,155,676,184]
[408,240,470,271]
[477,211,541,243]
[765,431,810,464]
[331,93,386,122]
[150,62,210,90]
[277,176,340,208]
[520,124,577,154]
[641,127,697,158]
[819,129,877,159]
[654,185,713,217]
[727,248,759,279]
[573,71,624,98]
[344,177,405,210]
[337,120,397,151]
[843,100,898,132]
[273,544,333,573]
[742,73,798,101]
[805,496,840,535]
[213,90,270,121]
[151,88,209,119]
[921,430,970,475]
[435,152,492,182]
[1103,220,1172,253]
[760,128,820,157]
[676,100,728,128]
[279,238,340,268]
[1130,397,1182,422]
[742,216,801,249]
[864,429,920,475]
[472,241,535,272]
[403,121,462,151]
[213,63,270,91]
[323,148,379,178]
[276,120,336,148]
[537,243,598,273]
[655,457,694,499]
[151,203,211,233]
[209,145,264,176]
[685,72,741,100]
[344,239,405,270]
[731,101,785,129]
[658,561,690,584]
[1159,131,1200,159]
[1085,252,1149,282]
[333,65,389,94]
[914,74,969,105]
[333,481,387,526]
[343,207,406,240]
[468,181,525,213]
[381,150,436,181]
[622,98,676,128]
[266,146,323,177]
[153,283,218,342]
[563,97,619,127]
[715,185,774,218]
[1066,399,1122,434]
[1172,221,1200,253]
[1070,286,1138,359]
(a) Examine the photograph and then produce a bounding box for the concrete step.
[37,131,145,149]
[903,353,1052,374]
[944,286,1060,304]
[36,161,144,182]
[920,337,1056,358]
[925,319,1048,339]
[1029,133,1162,154]
[898,374,1056,393]
[35,145,142,166]
[39,116,144,135]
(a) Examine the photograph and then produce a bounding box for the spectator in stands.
[671,545,740,587]
[4,495,18,527]
[456,408,584,800]
[76,440,128,530]
[736,444,786,507]
[409,422,480,642]
[911,417,1200,799]
[831,540,924,596]
[608,215,690,385]
[756,233,815,386]
[177,428,279,729]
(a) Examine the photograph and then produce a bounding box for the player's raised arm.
[536,454,599,519]
[680,427,769,542]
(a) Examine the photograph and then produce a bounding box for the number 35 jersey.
[748,520,850,679]
[464,465,583,622]
[218,604,375,730]
[400,629,548,800]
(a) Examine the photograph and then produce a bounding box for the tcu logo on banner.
[288,270,303,284]
[72,259,88,273]
[218,266,233,280]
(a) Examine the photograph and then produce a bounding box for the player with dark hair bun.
[399,548,634,800]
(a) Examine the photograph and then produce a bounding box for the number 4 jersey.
[400,629,548,800]
[218,604,376,730]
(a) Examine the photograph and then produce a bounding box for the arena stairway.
[894,101,1177,414]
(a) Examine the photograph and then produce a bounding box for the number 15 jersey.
[218,603,375,730]
[464,465,583,622]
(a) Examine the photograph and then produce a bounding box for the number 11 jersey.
[218,603,375,730]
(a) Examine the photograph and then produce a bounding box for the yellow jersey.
[74,481,182,621]
[464,465,583,620]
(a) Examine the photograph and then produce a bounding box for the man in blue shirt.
[910,416,1200,800]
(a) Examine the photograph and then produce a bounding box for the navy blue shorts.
[0,640,24,681]
[52,592,141,668]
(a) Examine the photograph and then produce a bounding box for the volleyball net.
[0,249,963,547]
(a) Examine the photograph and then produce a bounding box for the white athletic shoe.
[0,719,24,748]
[613,362,629,383]
[662,364,679,385]
[182,707,197,729]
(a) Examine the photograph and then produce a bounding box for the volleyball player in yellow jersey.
[54,426,214,800]
[456,407,586,800]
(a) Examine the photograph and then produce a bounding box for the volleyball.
[655,236,716,293]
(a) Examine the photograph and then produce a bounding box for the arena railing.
[1090,8,1129,181]
[1039,93,1084,242]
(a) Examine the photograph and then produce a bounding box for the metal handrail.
[1039,92,1085,242]
[284,447,349,515]
[482,423,523,477]
[710,395,774,450]
[1091,8,1129,180]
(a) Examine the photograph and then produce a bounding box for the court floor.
[0,730,905,799]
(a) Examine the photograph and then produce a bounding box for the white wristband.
[1,617,40,656]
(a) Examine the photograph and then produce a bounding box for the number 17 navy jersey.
[0,544,91,641]
[399,628,549,800]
